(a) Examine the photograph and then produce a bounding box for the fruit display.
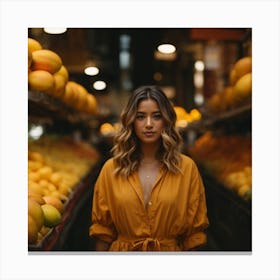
[174,106,202,128]
[26,30,252,252]
[188,131,252,200]
[28,135,100,245]
[207,56,252,114]
[28,37,98,115]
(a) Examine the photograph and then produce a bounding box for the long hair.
[111,85,182,177]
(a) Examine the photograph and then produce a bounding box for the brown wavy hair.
[111,85,182,177]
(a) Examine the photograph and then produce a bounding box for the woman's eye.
[153,114,162,119]
[136,115,145,120]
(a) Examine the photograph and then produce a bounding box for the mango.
[234,56,252,80]
[31,49,62,74]
[28,70,54,93]
[233,72,252,101]
[28,199,44,230]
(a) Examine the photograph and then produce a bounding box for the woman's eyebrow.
[136,110,161,114]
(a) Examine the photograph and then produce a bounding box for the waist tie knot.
[132,237,161,251]
[115,236,178,251]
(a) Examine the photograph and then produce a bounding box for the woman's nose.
[146,116,152,127]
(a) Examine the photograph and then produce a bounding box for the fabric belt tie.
[132,237,161,251]
[118,236,177,251]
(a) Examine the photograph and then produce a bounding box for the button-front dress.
[89,154,209,251]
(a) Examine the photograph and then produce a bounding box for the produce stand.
[28,162,102,251]
[186,100,252,251]
[28,86,104,251]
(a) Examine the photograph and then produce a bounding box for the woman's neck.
[140,143,159,163]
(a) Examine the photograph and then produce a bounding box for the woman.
[89,85,209,251]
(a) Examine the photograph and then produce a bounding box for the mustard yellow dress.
[89,154,209,251]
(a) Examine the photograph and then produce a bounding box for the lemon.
[43,195,64,214]
[41,204,62,227]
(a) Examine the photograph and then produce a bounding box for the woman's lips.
[143,131,155,136]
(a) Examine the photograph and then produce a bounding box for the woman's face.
[133,98,164,145]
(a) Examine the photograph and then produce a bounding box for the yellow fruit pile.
[174,106,202,128]
[28,38,98,115]
[189,131,252,200]
[207,56,252,114]
[28,197,62,245]
[28,136,100,245]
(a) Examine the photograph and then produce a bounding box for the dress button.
[148,201,152,206]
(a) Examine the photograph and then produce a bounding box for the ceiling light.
[157,44,176,54]
[29,125,44,140]
[84,66,99,76]
[43,28,67,34]
[194,60,205,71]
[93,80,106,91]
[194,93,204,106]
[194,72,204,88]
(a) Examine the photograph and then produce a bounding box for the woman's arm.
[95,238,110,251]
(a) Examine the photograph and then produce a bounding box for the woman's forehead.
[137,98,160,111]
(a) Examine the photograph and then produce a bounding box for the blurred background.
[28,28,252,252]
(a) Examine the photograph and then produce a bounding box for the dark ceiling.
[29,28,190,90]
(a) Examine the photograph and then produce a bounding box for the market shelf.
[28,90,95,125]
[28,162,103,251]
[187,102,252,133]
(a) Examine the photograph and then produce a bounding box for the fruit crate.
[28,163,102,251]
[202,170,252,251]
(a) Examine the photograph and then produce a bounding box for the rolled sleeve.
[183,162,209,250]
[89,223,116,244]
[183,231,207,250]
[89,166,117,243]
[182,202,209,250]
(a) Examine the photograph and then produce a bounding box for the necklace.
[139,158,160,181]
